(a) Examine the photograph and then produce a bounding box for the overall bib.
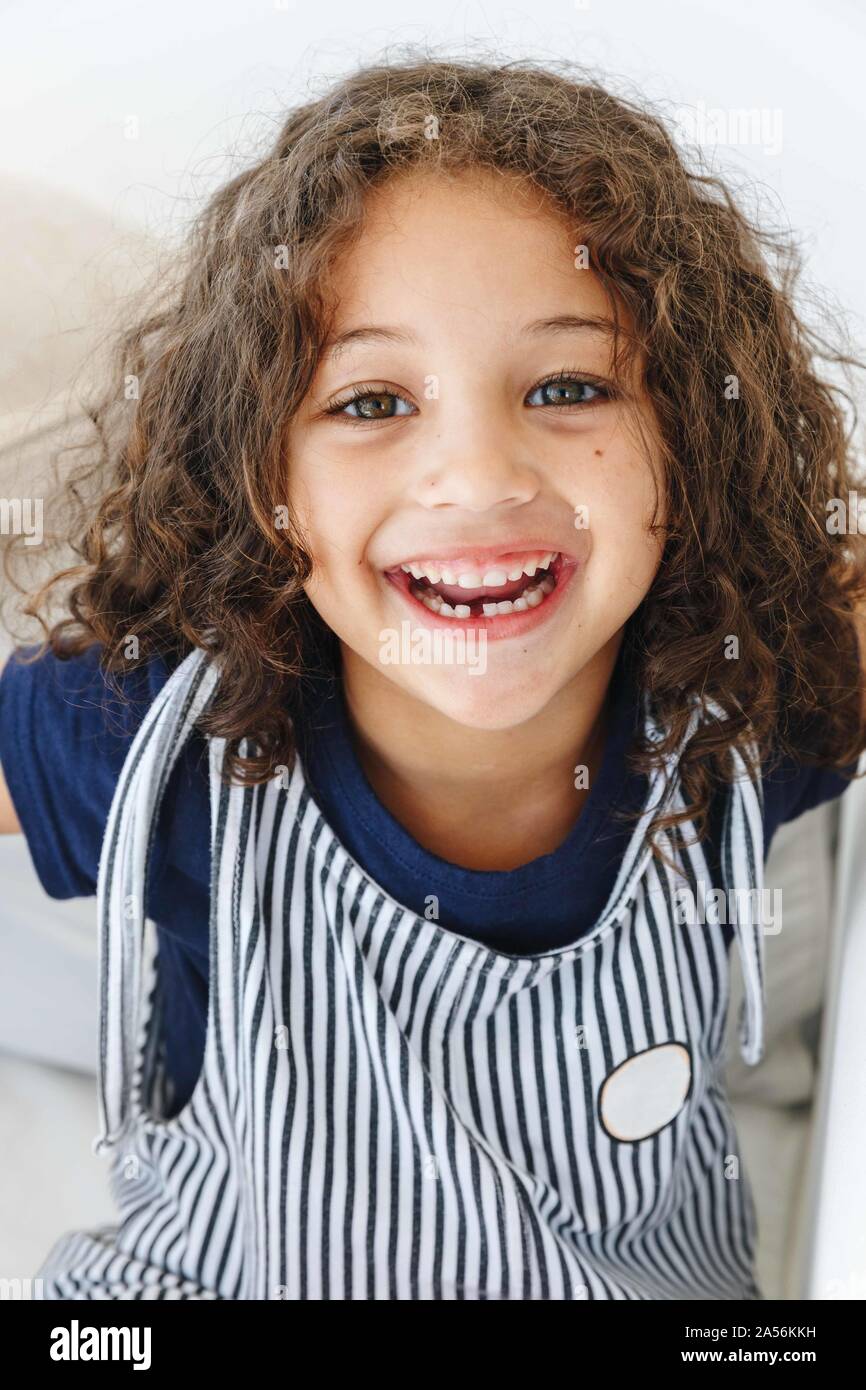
[36,647,766,1300]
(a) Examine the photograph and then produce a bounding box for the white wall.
[1,0,864,335]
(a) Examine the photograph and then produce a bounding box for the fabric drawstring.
[641,691,766,1068]
[92,647,220,1156]
[703,699,766,1067]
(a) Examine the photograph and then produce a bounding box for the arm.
[0,762,20,833]
[0,654,22,832]
[0,641,166,891]
[857,590,866,723]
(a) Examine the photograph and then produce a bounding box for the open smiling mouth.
[384,550,575,629]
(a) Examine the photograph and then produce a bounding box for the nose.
[411,413,541,513]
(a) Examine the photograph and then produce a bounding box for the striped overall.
[36,647,766,1300]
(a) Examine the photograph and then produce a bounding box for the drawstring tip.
[739,1039,764,1067]
[738,1001,765,1067]
[92,1128,126,1158]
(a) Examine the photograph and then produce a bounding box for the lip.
[386,543,576,570]
[383,551,580,642]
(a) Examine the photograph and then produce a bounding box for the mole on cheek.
[594,449,603,457]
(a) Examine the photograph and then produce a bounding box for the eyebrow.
[322,313,616,357]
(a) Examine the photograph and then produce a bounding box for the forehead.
[322,167,617,331]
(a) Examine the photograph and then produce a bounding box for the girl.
[2,54,866,1302]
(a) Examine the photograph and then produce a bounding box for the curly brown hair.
[5,48,866,855]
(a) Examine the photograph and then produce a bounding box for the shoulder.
[758,586,866,841]
[0,640,180,897]
[0,638,173,726]
[761,751,859,853]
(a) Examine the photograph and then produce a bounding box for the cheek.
[573,461,664,606]
[289,465,374,588]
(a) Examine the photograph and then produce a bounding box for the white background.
[1,0,864,336]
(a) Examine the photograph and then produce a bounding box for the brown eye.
[327,388,415,420]
[526,375,610,408]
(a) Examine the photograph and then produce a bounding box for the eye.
[321,371,614,424]
[325,385,416,422]
[525,373,612,410]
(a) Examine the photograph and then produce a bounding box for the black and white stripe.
[35,650,766,1300]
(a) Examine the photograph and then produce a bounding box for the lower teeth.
[409,573,555,619]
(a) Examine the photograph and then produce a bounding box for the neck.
[338,639,624,871]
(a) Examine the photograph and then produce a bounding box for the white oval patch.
[598,1042,692,1142]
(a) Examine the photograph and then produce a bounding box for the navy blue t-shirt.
[0,641,857,1113]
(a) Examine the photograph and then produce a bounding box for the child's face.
[286,168,665,729]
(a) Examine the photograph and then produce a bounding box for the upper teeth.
[399,552,558,586]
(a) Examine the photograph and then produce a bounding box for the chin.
[406,666,567,733]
